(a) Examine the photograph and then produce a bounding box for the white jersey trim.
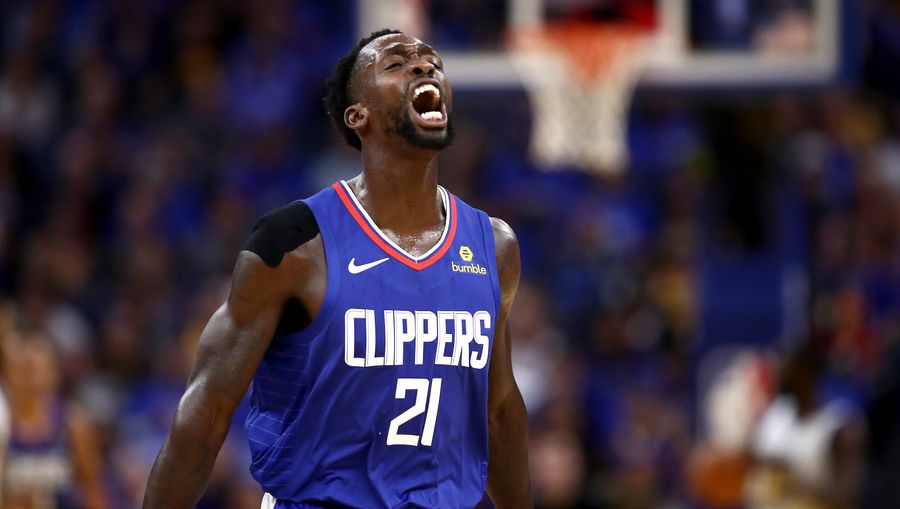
[339,180,450,262]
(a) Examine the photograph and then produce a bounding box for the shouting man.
[143,29,531,509]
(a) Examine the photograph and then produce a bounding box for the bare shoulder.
[284,234,326,278]
[490,217,520,311]
[490,217,519,260]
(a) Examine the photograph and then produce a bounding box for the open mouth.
[410,83,446,126]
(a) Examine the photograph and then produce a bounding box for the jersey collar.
[332,181,457,271]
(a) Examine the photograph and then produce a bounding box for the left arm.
[485,217,532,508]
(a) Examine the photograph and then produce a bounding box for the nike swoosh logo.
[348,257,389,274]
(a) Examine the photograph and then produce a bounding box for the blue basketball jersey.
[246,181,500,508]
[5,400,79,509]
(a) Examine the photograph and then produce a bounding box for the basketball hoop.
[510,21,650,175]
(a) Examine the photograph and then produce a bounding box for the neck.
[353,142,443,233]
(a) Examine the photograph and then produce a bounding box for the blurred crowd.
[0,1,898,508]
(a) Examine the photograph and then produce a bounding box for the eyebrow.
[381,42,438,58]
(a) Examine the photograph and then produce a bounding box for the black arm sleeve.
[242,201,321,335]
[242,201,320,268]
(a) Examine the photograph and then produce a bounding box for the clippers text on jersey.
[344,309,491,369]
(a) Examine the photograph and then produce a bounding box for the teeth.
[414,84,440,99]
[421,111,444,121]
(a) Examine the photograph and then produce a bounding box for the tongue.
[413,92,440,114]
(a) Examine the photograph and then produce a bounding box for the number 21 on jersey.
[387,378,442,446]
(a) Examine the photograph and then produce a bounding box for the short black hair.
[324,29,403,150]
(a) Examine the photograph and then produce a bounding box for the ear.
[344,104,368,132]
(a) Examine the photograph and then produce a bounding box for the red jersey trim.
[332,182,457,271]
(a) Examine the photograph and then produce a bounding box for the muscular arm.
[486,218,532,508]
[143,203,321,509]
[142,251,292,508]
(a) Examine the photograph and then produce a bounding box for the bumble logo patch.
[452,245,486,275]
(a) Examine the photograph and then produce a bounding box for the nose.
[411,60,435,77]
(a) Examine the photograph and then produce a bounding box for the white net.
[511,23,650,175]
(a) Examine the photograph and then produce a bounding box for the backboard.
[358,0,841,89]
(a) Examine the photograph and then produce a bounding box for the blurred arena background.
[0,0,898,508]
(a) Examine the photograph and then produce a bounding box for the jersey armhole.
[290,199,341,341]
[477,211,502,320]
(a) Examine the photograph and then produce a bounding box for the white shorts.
[261,492,277,509]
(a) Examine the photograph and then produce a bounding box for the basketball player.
[746,342,865,509]
[1,326,107,509]
[143,29,531,508]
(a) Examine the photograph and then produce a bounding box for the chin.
[398,114,455,151]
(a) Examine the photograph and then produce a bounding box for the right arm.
[485,218,532,508]
[142,251,295,508]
